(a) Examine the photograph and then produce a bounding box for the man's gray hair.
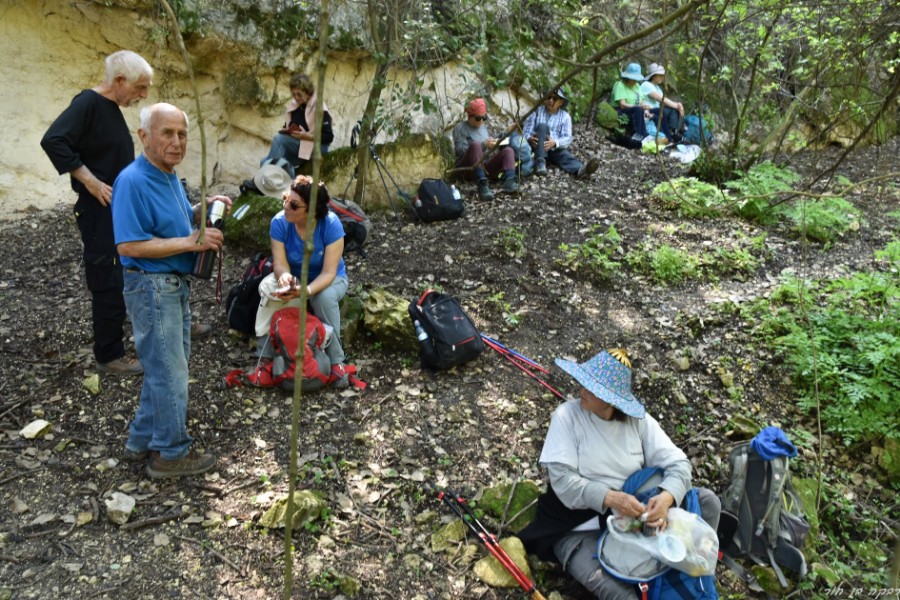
[139,103,189,130]
[105,50,154,84]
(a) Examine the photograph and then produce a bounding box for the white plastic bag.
[601,508,718,577]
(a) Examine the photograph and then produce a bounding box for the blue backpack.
[683,114,714,146]
[596,467,719,600]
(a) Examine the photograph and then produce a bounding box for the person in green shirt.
[611,63,650,139]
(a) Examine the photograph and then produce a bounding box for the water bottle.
[450,185,461,201]
[414,320,429,342]
[413,320,437,366]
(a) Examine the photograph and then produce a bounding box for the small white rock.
[105,492,136,525]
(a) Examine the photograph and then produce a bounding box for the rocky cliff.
[1,0,526,219]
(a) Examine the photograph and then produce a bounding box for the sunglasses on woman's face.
[285,198,305,211]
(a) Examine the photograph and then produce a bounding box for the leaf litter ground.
[0,132,897,599]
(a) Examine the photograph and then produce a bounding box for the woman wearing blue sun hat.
[611,63,651,139]
[519,348,721,599]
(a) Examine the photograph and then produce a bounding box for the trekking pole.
[481,336,565,400]
[481,335,550,374]
[428,484,547,600]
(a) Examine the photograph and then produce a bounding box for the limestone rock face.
[1,1,526,220]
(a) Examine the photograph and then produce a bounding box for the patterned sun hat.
[554,348,646,418]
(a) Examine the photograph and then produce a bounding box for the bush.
[751,254,900,446]
[557,224,622,281]
[725,161,800,224]
[627,243,700,285]
[787,197,861,243]
[651,177,730,218]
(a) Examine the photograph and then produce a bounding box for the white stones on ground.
[19,419,51,439]
[105,492,136,525]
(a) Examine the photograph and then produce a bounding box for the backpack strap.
[756,456,788,545]
[766,545,789,588]
[723,445,749,512]
[720,553,768,596]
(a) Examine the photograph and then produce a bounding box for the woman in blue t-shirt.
[255,177,350,387]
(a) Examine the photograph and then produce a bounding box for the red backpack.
[225,308,331,392]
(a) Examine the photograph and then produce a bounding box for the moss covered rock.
[258,490,326,529]
[362,288,418,352]
[479,480,541,532]
[473,536,531,588]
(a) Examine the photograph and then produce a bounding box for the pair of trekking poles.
[429,484,547,600]
[480,334,564,400]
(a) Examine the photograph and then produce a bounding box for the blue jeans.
[123,271,193,460]
[531,123,583,175]
[649,107,683,140]
[262,133,330,169]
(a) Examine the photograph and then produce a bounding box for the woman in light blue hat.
[641,63,685,144]
[519,348,721,599]
[611,63,650,139]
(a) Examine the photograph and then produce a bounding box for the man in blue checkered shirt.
[523,88,600,179]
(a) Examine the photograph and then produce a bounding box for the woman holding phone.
[254,176,350,388]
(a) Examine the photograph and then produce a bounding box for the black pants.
[74,193,126,363]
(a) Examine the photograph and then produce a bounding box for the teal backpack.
[683,114,713,145]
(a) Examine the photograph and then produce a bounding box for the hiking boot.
[575,157,601,180]
[123,447,149,461]
[534,160,548,177]
[146,449,216,479]
[190,321,212,339]
[501,177,520,195]
[98,357,143,376]
[330,364,350,389]
[477,180,495,201]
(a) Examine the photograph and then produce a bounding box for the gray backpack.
[719,442,810,590]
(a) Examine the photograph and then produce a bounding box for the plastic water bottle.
[450,185,461,201]
[413,320,437,366]
[414,196,422,208]
[414,320,429,342]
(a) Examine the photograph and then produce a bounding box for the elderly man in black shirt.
[41,50,213,375]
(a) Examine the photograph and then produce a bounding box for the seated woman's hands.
[604,490,646,518]
[274,273,304,299]
[644,490,676,529]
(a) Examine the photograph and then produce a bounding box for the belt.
[125,268,185,276]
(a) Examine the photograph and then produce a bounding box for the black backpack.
[225,253,273,337]
[413,179,464,222]
[719,442,810,590]
[329,197,371,257]
[407,289,484,370]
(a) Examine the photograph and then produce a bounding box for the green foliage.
[651,177,729,218]
[557,224,622,281]
[495,226,526,258]
[750,258,900,445]
[725,161,800,224]
[689,149,735,187]
[487,291,521,327]
[627,244,700,285]
[875,239,900,267]
[786,197,861,243]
